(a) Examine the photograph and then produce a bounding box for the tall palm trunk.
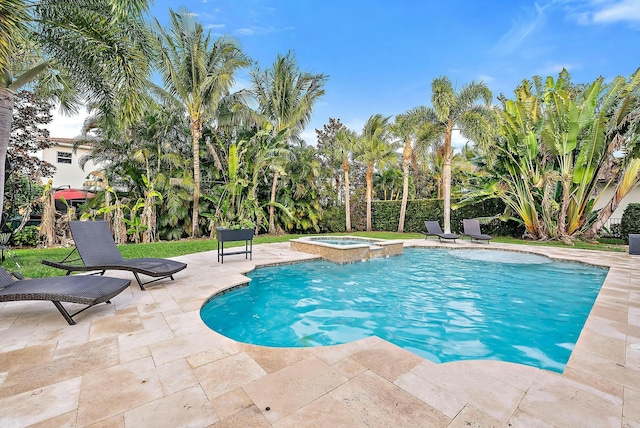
[268,171,279,234]
[343,158,351,232]
[204,136,223,171]
[398,139,412,233]
[190,118,202,238]
[442,122,453,234]
[0,89,14,225]
[366,163,374,231]
[557,177,572,240]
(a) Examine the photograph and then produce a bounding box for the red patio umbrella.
[54,189,96,200]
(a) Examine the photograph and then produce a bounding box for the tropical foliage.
[0,0,153,225]
[417,77,497,233]
[250,51,328,233]
[153,8,250,237]
[6,5,640,246]
[467,69,640,242]
[357,114,399,231]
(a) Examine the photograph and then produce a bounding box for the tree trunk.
[268,170,279,234]
[141,195,156,243]
[557,172,572,238]
[398,139,412,233]
[204,136,223,171]
[442,123,453,234]
[0,89,14,227]
[112,201,128,245]
[39,184,57,247]
[343,158,351,232]
[366,163,373,231]
[191,119,201,238]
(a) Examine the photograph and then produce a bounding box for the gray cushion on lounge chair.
[0,268,130,325]
[42,221,187,290]
[424,221,459,242]
[463,219,492,243]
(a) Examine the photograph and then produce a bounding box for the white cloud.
[536,62,582,75]
[451,130,469,152]
[195,10,222,21]
[476,74,496,84]
[493,3,547,55]
[560,0,640,25]
[48,111,86,138]
[300,129,318,146]
[233,25,293,37]
[592,0,640,23]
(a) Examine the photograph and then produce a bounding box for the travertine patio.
[0,239,639,427]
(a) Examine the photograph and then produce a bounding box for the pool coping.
[0,239,638,426]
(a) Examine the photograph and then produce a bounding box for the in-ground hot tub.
[290,236,404,264]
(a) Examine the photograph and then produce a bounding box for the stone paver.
[0,240,638,426]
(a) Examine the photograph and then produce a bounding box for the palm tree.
[250,51,327,234]
[0,0,152,225]
[357,114,398,231]
[153,8,250,238]
[374,168,404,200]
[392,107,428,232]
[419,77,496,233]
[334,128,359,232]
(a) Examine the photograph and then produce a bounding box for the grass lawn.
[1,231,627,279]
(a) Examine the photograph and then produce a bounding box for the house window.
[57,151,72,164]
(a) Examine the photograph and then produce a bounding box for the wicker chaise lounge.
[42,221,187,290]
[424,221,459,243]
[0,268,130,324]
[463,219,493,243]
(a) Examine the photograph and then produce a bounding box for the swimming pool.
[200,248,608,372]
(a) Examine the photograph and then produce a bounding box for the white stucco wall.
[41,138,102,189]
[593,185,640,220]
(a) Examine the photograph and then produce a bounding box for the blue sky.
[50,0,640,146]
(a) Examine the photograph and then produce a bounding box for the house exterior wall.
[41,138,101,189]
[593,185,640,220]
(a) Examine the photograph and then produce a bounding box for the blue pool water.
[200,248,608,372]
[312,239,371,246]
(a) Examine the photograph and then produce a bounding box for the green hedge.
[372,198,524,237]
[620,203,640,243]
[318,205,347,233]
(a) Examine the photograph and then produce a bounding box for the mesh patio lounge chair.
[423,221,459,243]
[0,268,130,325]
[463,219,493,243]
[42,221,187,290]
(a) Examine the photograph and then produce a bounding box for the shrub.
[371,198,525,237]
[620,203,640,243]
[11,226,40,247]
[318,206,346,233]
[611,223,621,238]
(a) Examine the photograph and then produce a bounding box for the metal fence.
[601,217,621,237]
